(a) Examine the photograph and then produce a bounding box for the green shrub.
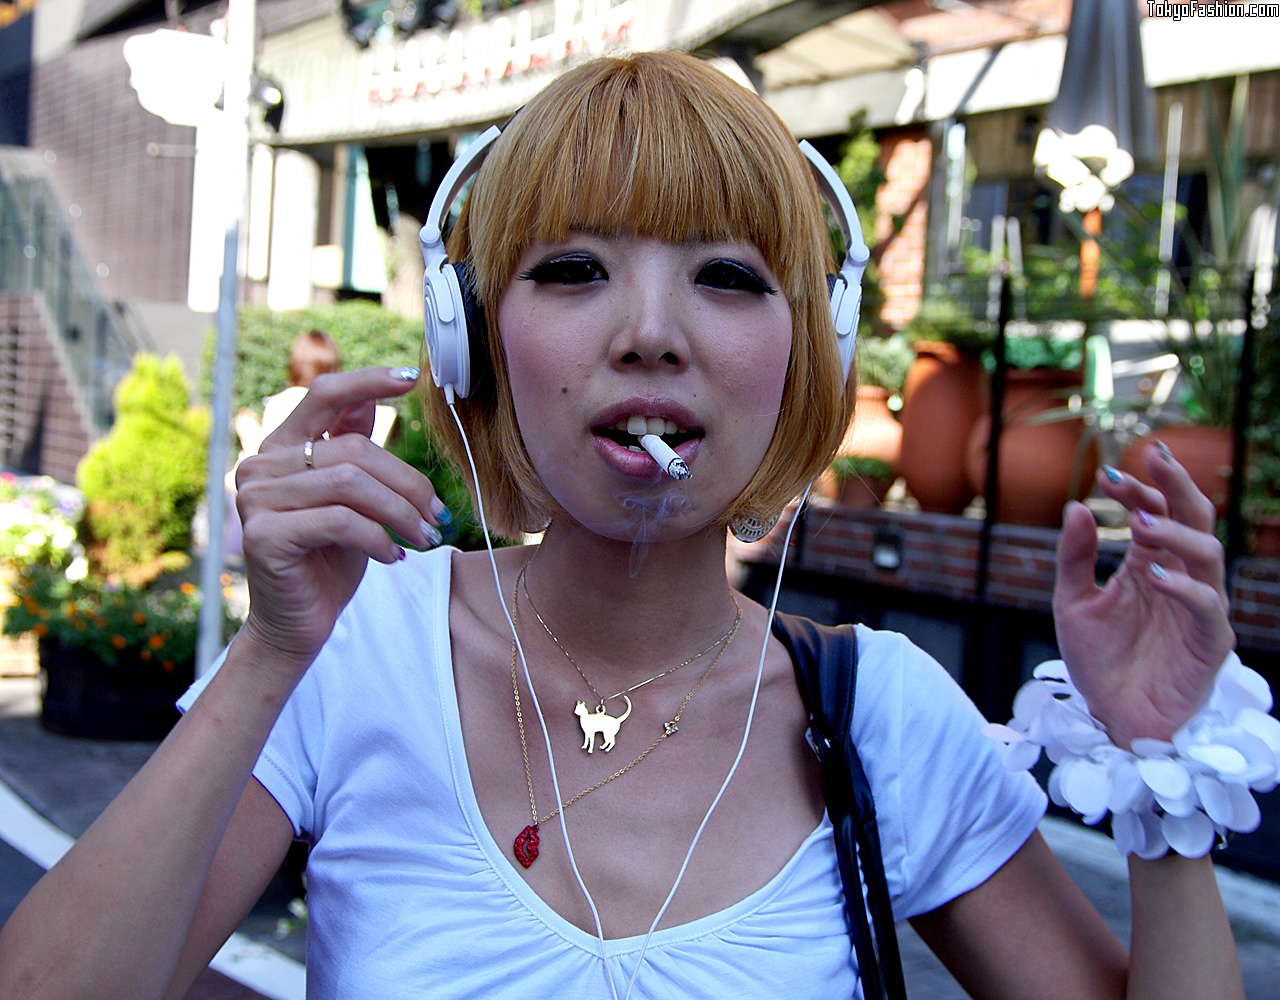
[77,355,210,583]
[829,454,894,486]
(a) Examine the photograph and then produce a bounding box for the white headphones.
[419,124,870,400]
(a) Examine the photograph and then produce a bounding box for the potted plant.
[898,296,991,513]
[1245,495,1280,558]
[829,455,896,509]
[2,354,235,739]
[3,563,230,739]
[962,330,1096,526]
[1114,76,1280,514]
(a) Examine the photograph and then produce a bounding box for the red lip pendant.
[514,824,540,868]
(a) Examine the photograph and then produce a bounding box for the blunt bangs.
[467,53,824,315]
[428,52,855,538]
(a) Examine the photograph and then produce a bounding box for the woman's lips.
[593,432,700,480]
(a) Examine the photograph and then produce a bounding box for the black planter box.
[38,639,192,741]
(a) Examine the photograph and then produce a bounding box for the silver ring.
[303,438,316,470]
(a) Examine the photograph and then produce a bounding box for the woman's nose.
[608,282,690,372]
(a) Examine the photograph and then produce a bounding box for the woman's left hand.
[1053,441,1236,749]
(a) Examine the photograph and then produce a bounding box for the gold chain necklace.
[509,573,743,868]
[518,561,741,753]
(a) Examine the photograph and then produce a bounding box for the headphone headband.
[420,125,868,398]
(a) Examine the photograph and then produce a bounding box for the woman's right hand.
[233,366,445,678]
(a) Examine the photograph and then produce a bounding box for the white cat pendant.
[574,696,632,753]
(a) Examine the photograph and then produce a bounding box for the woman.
[0,52,1253,999]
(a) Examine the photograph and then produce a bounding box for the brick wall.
[1233,561,1280,656]
[874,128,931,330]
[737,501,1280,655]
[0,293,94,484]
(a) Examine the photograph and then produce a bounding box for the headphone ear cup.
[423,254,470,398]
[452,261,491,396]
[826,271,857,381]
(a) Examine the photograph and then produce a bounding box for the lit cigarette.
[639,434,691,479]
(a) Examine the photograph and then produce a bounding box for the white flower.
[65,556,89,582]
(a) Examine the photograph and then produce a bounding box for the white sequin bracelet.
[983,653,1280,859]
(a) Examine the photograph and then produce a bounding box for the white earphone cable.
[444,389,621,1000]
[621,484,812,1000]
[446,385,813,1000]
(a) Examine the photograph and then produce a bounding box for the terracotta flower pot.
[898,342,987,514]
[839,386,903,467]
[964,368,1098,527]
[1119,425,1234,516]
[1252,513,1280,558]
[835,471,895,509]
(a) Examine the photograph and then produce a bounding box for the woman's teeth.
[621,415,679,450]
[623,415,680,436]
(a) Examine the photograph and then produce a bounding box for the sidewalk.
[0,676,303,1000]
[2,673,1279,998]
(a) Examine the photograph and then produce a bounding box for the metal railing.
[0,146,136,436]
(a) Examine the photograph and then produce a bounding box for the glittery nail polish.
[1137,509,1156,528]
[1103,466,1122,483]
[393,366,421,382]
[1151,563,1169,581]
[431,497,453,526]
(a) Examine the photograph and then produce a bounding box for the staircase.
[0,147,138,484]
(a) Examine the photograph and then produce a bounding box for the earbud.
[419,128,870,397]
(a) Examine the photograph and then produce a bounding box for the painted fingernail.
[421,521,443,547]
[1137,509,1156,528]
[396,546,407,562]
[1151,563,1169,581]
[1103,466,1122,483]
[431,497,452,525]
[393,366,421,382]
[1155,440,1174,461]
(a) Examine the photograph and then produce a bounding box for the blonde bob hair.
[424,50,856,538]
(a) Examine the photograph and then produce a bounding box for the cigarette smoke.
[617,490,692,576]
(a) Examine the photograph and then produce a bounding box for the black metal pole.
[1226,270,1263,565]
[976,272,1011,606]
[964,272,1011,718]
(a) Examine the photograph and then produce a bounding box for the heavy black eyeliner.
[697,257,776,294]
[518,252,605,283]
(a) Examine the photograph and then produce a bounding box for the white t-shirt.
[182,547,1045,999]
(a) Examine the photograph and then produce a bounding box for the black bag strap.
[772,612,907,1000]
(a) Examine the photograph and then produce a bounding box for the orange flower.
[148,634,164,649]
[132,611,147,625]
[33,623,48,638]
[140,649,152,661]
[161,660,175,673]
[22,596,37,613]
[180,582,196,596]
[94,617,107,629]
[110,635,127,649]
[64,602,77,618]
[219,573,232,586]
[223,587,235,600]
